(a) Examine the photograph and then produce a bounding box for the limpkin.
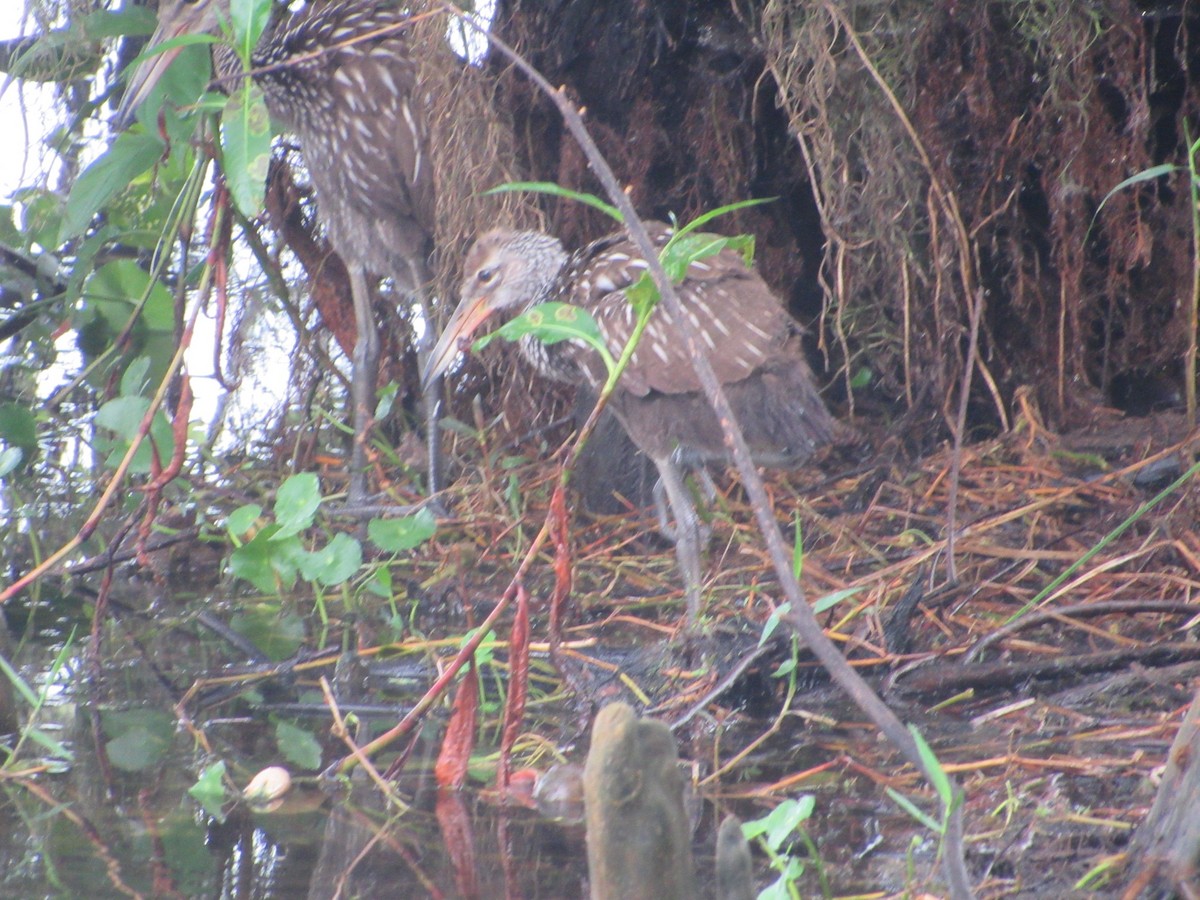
[424,223,842,623]
[118,0,439,505]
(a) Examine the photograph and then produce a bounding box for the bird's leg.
[348,266,379,505]
[424,376,444,497]
[652,453,705,628]
[402,258,445,503]
[415,306,444,500]
[692,465,718,506]
[652,455,715,547]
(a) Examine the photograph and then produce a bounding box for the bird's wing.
[331,6,434,237]
[577,230,793,397]
[269,2,435,241]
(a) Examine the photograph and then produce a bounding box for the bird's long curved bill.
[422,294,496,389]
[116,8,211,127]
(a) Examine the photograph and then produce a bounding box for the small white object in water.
[243,766,292,805]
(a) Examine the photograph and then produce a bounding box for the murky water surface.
[0,574,1169,898]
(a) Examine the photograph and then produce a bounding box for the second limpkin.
[425,223,843,624]
[119,0,438,504]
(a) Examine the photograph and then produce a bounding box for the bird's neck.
[512,234,581,383]
[517,234,569,308]
[212,43,241,85]
[209,29,301,127]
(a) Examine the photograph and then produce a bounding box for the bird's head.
[423,229,567,386]
[117,0,225,127]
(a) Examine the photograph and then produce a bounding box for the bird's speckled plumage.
[428,221,843,623]
[122,0,439,502]
[446,223,839,464]
[219,0,434,289]
[126,0,435,287]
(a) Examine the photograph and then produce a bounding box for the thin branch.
[451,6,975,896]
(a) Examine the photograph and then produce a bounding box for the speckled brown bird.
[119,0,437,503]
[425,223,842,623]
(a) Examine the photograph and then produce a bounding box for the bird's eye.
[477,267,497,285]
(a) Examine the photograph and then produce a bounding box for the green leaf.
[226,503,263,537]
[120,355,153,397]
[368,507,437,552]
[189,761,230,821]
[663,232,741,279]
[230,0,271,59]
[78,261,175,392]
[93,395,175,474]
[125,40,216,141]
[1,635,76,764]
[0,204,20,245]
[759,602,789,646]
[623,272,659,316]
[1101,163,1178,205]
[479,302,617,374]
[0,652,40,708]
[1091,164,1179,237]
[103,708,174,772]
[125,31,220,76]
[21,189,63,250]
[220,83,271,217]
[721,233,756,266]
[229,525,304,593]
[83,259,175,331]
[106,726,167,771]
[485,181,623,223]
[230,605,306,661]
[95,395,151,438]
[671,196,775,240]
[59,132,165,242]
[812,585,863,615]
[81,7,157,39]
[761,796,815,851]
[886,786,942,833]
[758,877,791,900]
[779,856,806,881]
[366,565,394,600]
[624,232,752,315]
[275,720,322,771]
[298,532,362,587]
[24,724,74,764]
[909,724,953,807]
[462,627,498,667]
[376,380,398,419]
[0,402,38,466]
[273,472,321,539]
[849,366,873,389]
[148,407,177,470]
[228,537,277,593]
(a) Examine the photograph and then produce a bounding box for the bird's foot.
[423,495,450,519]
